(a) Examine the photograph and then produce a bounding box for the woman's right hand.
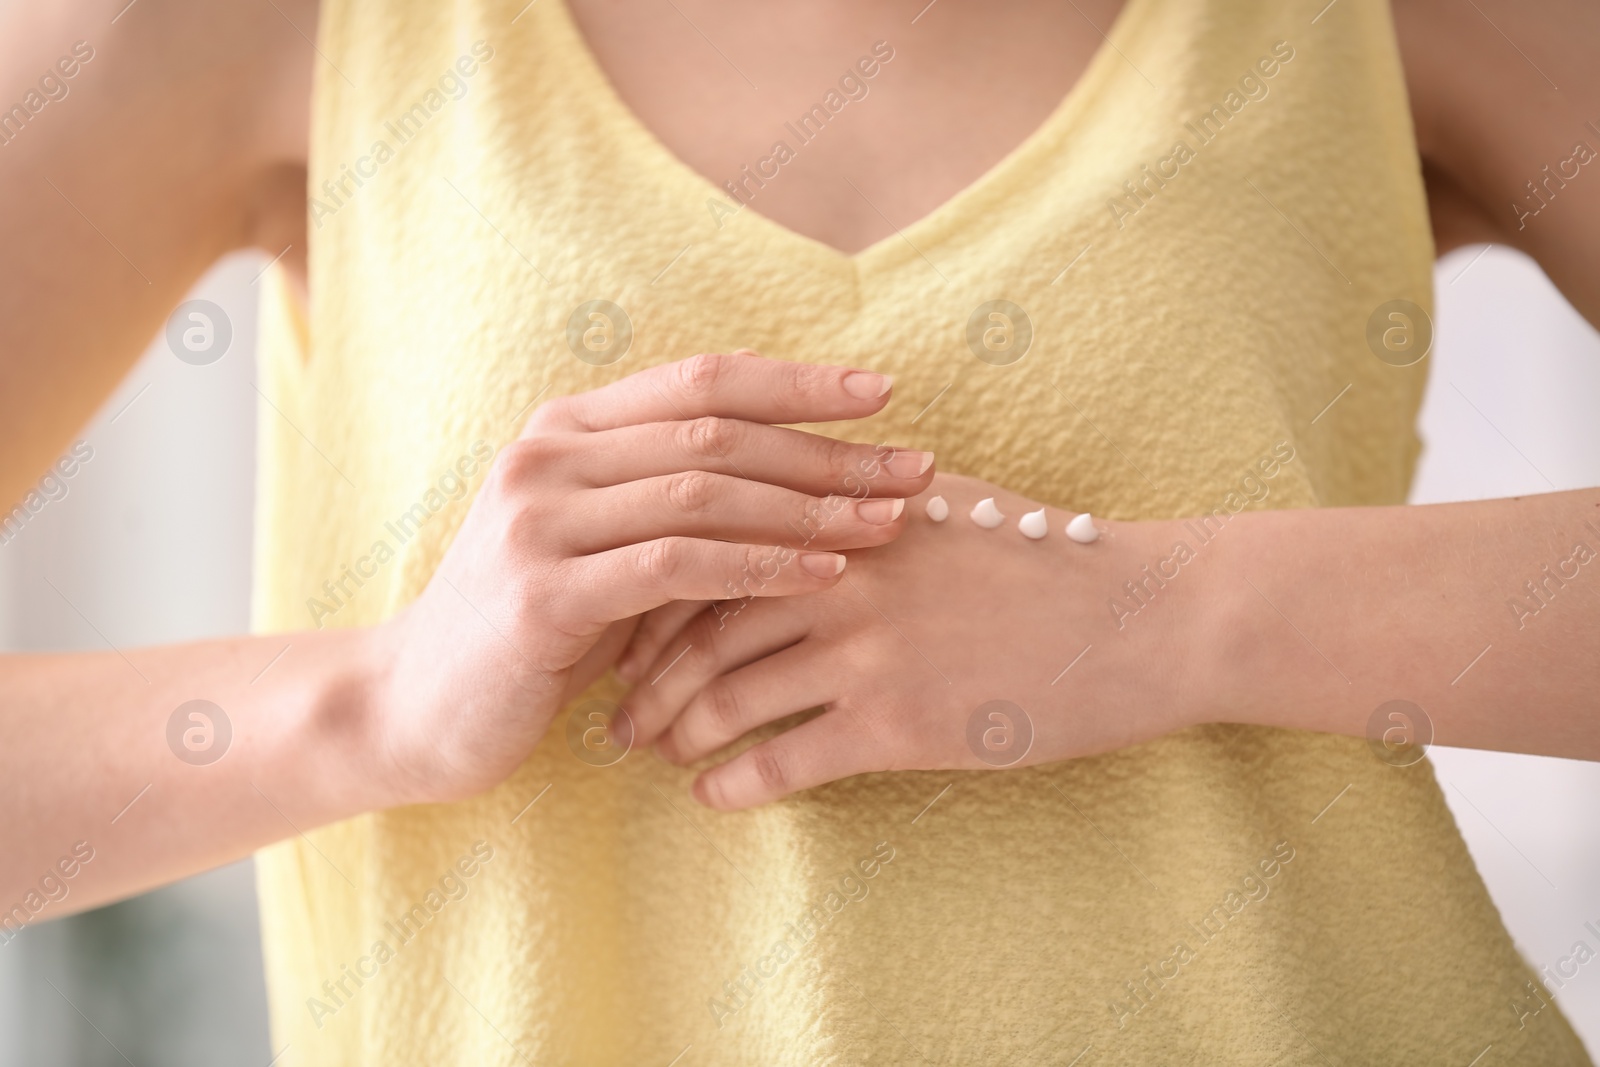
[364,352,934,806]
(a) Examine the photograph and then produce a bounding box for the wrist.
[1188,505,1364,734]
[257,623,401,822]
[1089,515,1234,734]
[1151,509,1272,731]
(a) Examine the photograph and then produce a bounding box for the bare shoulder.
[1,0,317,236]
[1392,0,1600,323]
[0,0,317,506]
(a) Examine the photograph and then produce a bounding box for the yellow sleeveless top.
[252,1,1591,1063]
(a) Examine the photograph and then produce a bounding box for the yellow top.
[251,0,1590,1062]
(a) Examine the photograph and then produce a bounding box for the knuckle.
[680,629,719,675]
[522,396,572,434]
[675,352,729,399]
[748,746,790,794]
[637,538,684,586]
[684,606,729,648]
[541,596,591,645]
[490,436,560,489]
[698,773,731,810]
[635,611,675,650]
[825,437,861,487]
[746,545,792,591]
[665,469,718,515]
[701,682,743,733]
[683,415,735,460]
[787,363,830,404]
[498,502,543,559]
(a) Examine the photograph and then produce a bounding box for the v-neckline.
[546,0,1148,274]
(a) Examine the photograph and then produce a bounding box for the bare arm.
[1206,489,1599,759]
[1399,0,1600,324]
[0,0,313,509]
[4,632,380,923]
[0,0,318,923]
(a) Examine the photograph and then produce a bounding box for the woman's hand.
[365,353,936,806]
[619,472,1219,810]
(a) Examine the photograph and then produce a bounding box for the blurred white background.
[0,243,1596,1062]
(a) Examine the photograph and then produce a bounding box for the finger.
[692,707,883,811]
[531,352,893,434]
[565,538,846,624]
[579,418,934,497]
[615,600,707,684]
[624,600,811,746]
[656,643,833,765]
[565,472,909,554]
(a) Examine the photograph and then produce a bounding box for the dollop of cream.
[1018,508,1049,540]
[970,497,1005,529]
[1066,512,1099,543]
[925,495,949,522]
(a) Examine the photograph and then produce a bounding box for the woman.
[3,0,1597,1062]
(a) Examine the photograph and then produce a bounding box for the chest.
[563,0,1123,254]
[297,0,1435,534]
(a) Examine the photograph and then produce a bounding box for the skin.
[620,477,1600,809]
[0,0,1596,921]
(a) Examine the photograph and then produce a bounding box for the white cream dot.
[1019,509,1048,539]
[970,497,1005,529]
[1066,513,1099,543]
[925,495,949,522]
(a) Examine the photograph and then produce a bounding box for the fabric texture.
[251,0,1591,1062]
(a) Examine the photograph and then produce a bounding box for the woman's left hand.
[617,472,1222,810]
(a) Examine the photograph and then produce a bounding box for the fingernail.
[799,551,846,577]
[856,498,905,524]
[886,450,934,478]
[732,347,761,357]
[842,372,891,399]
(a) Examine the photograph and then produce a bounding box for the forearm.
[1,626,384,927]
[1202,489,1600,757]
